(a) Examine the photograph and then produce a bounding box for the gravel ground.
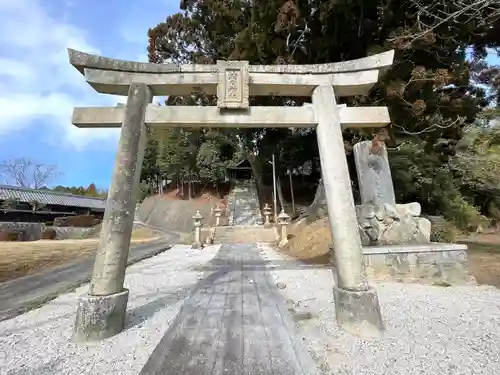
[3,241,500,375]
[0,244,221,375]
[259,244,500,375]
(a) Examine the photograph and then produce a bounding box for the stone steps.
[214,226,278,244]
[227,179,262,226]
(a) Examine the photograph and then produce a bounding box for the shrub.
[428,216,459,242]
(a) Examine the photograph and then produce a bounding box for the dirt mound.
[285,217,332,260]
[284,215,460,261]
[136,195,216,234]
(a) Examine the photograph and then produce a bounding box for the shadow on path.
[126,286,194,329]
[139,243,319,375]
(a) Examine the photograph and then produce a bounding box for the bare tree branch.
[387,0,500,48]
[392,115,467,135]
[0,158,61,188]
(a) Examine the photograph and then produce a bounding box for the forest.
[139,0,500,230]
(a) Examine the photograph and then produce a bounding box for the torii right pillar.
[313,85,385,338]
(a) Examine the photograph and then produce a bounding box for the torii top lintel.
[67,49,395,101]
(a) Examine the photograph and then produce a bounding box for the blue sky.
[0,0,178,189]
[0,1,498,190]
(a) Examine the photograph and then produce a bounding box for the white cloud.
[0,58,35,81]
[0,0,120,149]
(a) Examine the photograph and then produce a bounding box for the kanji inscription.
[217,60,249,109]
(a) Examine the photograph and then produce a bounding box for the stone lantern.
[214,206,223,227]
[192,210,204,249]
[277,209,290,247]
[262,203,272,227]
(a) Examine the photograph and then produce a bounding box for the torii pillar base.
[332,286,384,338]
[73,289,129,342]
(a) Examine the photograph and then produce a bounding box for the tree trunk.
[307,177,328,221]
[274,160,287,212]
[246,153,261,184]
[289,169,295,213]
[276,175,286,211]
[310,158,317,177]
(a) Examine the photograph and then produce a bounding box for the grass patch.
[460,240,500,288]
[461,241,500,252]
[0,235,158,283]
[1,244,171,321]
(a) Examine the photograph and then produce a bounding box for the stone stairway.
[214,180,277,244]
[213,225,278,244]
[227,179,263,226]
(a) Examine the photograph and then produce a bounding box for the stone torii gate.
[68,48,394,341]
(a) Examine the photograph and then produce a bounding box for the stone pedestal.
[192,234,202,248]
[356,202,432,246]
[73,83,152,342]
[332,285,384,338]
[192,210,204,249]
[313,85,384,337]
[263,203,272,228]
[363,243,475,285]
[73,289,129,342]
[277,209,290,247]
[214,206,223,227]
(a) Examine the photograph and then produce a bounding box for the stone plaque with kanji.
[216,60,249,109]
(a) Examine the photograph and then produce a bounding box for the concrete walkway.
[139,243,319,375]
[227,180,262,226]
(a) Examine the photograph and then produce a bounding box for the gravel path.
[0,245,221,375]
[260,244,500,375]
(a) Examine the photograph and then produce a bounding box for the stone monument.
[354,139,396,206]
[68,48,396,340]
[353,140,432,246]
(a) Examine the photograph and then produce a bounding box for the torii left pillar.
[73,83,152,341]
